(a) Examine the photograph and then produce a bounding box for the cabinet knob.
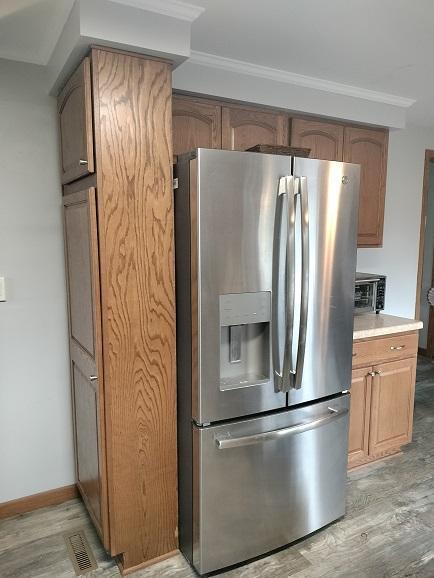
[390,345,405,350]
[374,370,382,376]
[89,375,98,382]
[368,371,376,377]
[79,159,88,166]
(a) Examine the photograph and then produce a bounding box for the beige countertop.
[353,313,423,340]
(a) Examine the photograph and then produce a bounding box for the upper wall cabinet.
[58,58,95,184]
[291,118,388,247]
[172,96,221,157]
[343,126,388,247]
[171,96,389,248]
[222,106,289,151]
[290,118,344,161]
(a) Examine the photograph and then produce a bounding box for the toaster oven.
[355,273,386,314]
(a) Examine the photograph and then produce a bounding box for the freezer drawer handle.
[215,407,348,449]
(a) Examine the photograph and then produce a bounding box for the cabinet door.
[290,118,344,161]
[348,368,372,468]
[172,96,221,157]
[58,58,94,184]
[343,126,388,247]
[63,188,107,545]
[222,106,288,151]
[369,357,416,456]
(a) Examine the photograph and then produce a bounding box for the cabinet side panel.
[175,158,194,563]
[92,48,177,564]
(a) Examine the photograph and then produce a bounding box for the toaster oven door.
[354,281,376,314]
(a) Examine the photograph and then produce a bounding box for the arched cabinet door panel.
[172,96,221,157]
[290,118,344,161]
[58,58,94,184]
[343,126,388,247]
[222,106,289,151]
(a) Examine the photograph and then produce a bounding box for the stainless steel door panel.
[288,158,360,406]
[194,395,350,574]
[195,149,290,423]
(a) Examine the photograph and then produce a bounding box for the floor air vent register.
[64,530,97,575]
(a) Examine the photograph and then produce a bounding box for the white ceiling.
[1,0,434,124]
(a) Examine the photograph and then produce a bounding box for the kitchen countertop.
[353,313,423,340]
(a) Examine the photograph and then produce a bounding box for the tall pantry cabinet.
[58,48,177,573]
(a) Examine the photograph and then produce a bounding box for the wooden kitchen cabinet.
[171,96,389,246]
[59,48,177,574]
[349,332,418,469]
[172,96,221,157]
[58,58,94,184]
[290,117,388,247]
[369,357,416,455]
[222,105,289,151]
[63,187,107,541]
[343,126,388,247]
[290,118,344,161]
[348,368,372,468]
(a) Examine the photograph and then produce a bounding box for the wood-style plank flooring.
[2,356,434,578]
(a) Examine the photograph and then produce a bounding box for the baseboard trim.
[117,550,179,576]
[0,484,78,519]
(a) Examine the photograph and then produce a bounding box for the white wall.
[0,59,74,502]
[416,165,434,347]
[357,125,434,320]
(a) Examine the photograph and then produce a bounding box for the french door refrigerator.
[175,149,360,575]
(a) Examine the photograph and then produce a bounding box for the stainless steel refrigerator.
[175,149,360,575]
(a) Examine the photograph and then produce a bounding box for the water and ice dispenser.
[219,292,271,391]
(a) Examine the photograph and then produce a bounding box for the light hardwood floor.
[2,357,434,578]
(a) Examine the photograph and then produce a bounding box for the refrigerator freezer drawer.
[191,394,349,574]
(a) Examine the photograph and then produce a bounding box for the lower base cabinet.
[348,368,371,467]
[348,332,418,469]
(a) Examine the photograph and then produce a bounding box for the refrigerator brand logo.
[342,176,350,185]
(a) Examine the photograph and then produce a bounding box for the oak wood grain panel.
[348,368,372,468]
[369,357,416,455]
[222,106,288,151]
[92,48,177,569]
[172,96,221,156]
[58,58,94,184]
[0,485,78,519]
[352,332,418,368]
[290,118,344,161]
[343,126,388,247]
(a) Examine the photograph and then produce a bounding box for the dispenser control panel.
[219,292,271,326]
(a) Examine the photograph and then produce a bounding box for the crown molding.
[189,51,416,108]
[111,0,205,22]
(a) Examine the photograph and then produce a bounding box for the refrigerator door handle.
[293,176,309,390]
[272,175,295,392]
[215,407,348,449]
